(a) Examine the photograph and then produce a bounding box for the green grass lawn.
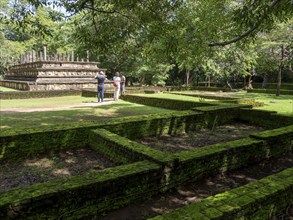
[0,96,98,109]
[230,92,293,116]
[0,86,19,92]
[0,97,175,129]
[148,91,293,115]
[132,93,218,102]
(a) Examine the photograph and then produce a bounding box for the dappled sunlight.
[0,148,114,193]
[1,100,173,129]
[25,158,54,168]
[64,158,77,164]
[53,168,71,176]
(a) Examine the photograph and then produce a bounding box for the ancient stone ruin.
[0,47,107,91]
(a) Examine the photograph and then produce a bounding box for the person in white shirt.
[113,72,121,101]
[120,72,126,95]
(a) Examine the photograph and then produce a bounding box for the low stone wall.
[0,80,31,90]
[0,80,114,91]
[149,167,293,220]
[0,90,81,99]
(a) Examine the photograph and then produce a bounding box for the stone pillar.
[20,54,24,64]
[81,58,84,62]
[43,46,47,61]
[66,52,70,61]
[77,56,79,62]
[86,50,89,62]
[61,53,64,61]
[40,51,43,61]
[57,54,60,61]
[26,52,29,63]
[71,51,74,62]
[32,50,35,62]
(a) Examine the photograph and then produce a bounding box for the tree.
[255,19,293,96]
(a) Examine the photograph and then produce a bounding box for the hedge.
[121,94,215,110]
[0,90,81,99]
[0,161,162,219]
[149,167,293,220]
[247,88,293,95]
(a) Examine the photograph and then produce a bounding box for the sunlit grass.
[154,91,293,115]
[230,92,293,116]
[0,99,175,129]
[132,93,218,102]
[0,86,19,92]
[0,96,97,109]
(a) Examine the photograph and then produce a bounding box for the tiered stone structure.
[1,61,107,91]
[0,48,108,91]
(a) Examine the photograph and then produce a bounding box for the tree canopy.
[1,0,292,86]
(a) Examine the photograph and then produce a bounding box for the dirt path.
[0,100,115,113]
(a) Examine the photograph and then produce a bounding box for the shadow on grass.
[0,102,173,130]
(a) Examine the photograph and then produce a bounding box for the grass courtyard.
[0,90,292,219]
[0,96,175,129]
[1,91,292,130]
[169,90,293,116]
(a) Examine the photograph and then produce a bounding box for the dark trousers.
[97,86,104,102]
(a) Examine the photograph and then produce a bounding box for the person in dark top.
[95,71,107,102]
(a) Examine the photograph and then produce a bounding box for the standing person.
[95,71,107,103]
[120,72,126,95]
[113,72,121,101]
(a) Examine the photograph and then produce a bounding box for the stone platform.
[0,61,109,91]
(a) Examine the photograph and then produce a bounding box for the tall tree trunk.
[276,45,284,96]
[186,69,190,86]
[208,75,211,87]
[246,74,253,90]
[276,63,282,96]
[262,73,267,89]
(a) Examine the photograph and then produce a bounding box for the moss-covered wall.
[89,129,172,165]
[251,82,293,90]
[0,111,208,163]
[149,167,293,220]
[0,161,162,219]
[247,88,293,95]
[121,94,215,110]
[81,89,113,98]
[89,125,293,190]
[238,108,293,128]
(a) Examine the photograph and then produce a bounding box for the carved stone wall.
[1,61,110,91]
